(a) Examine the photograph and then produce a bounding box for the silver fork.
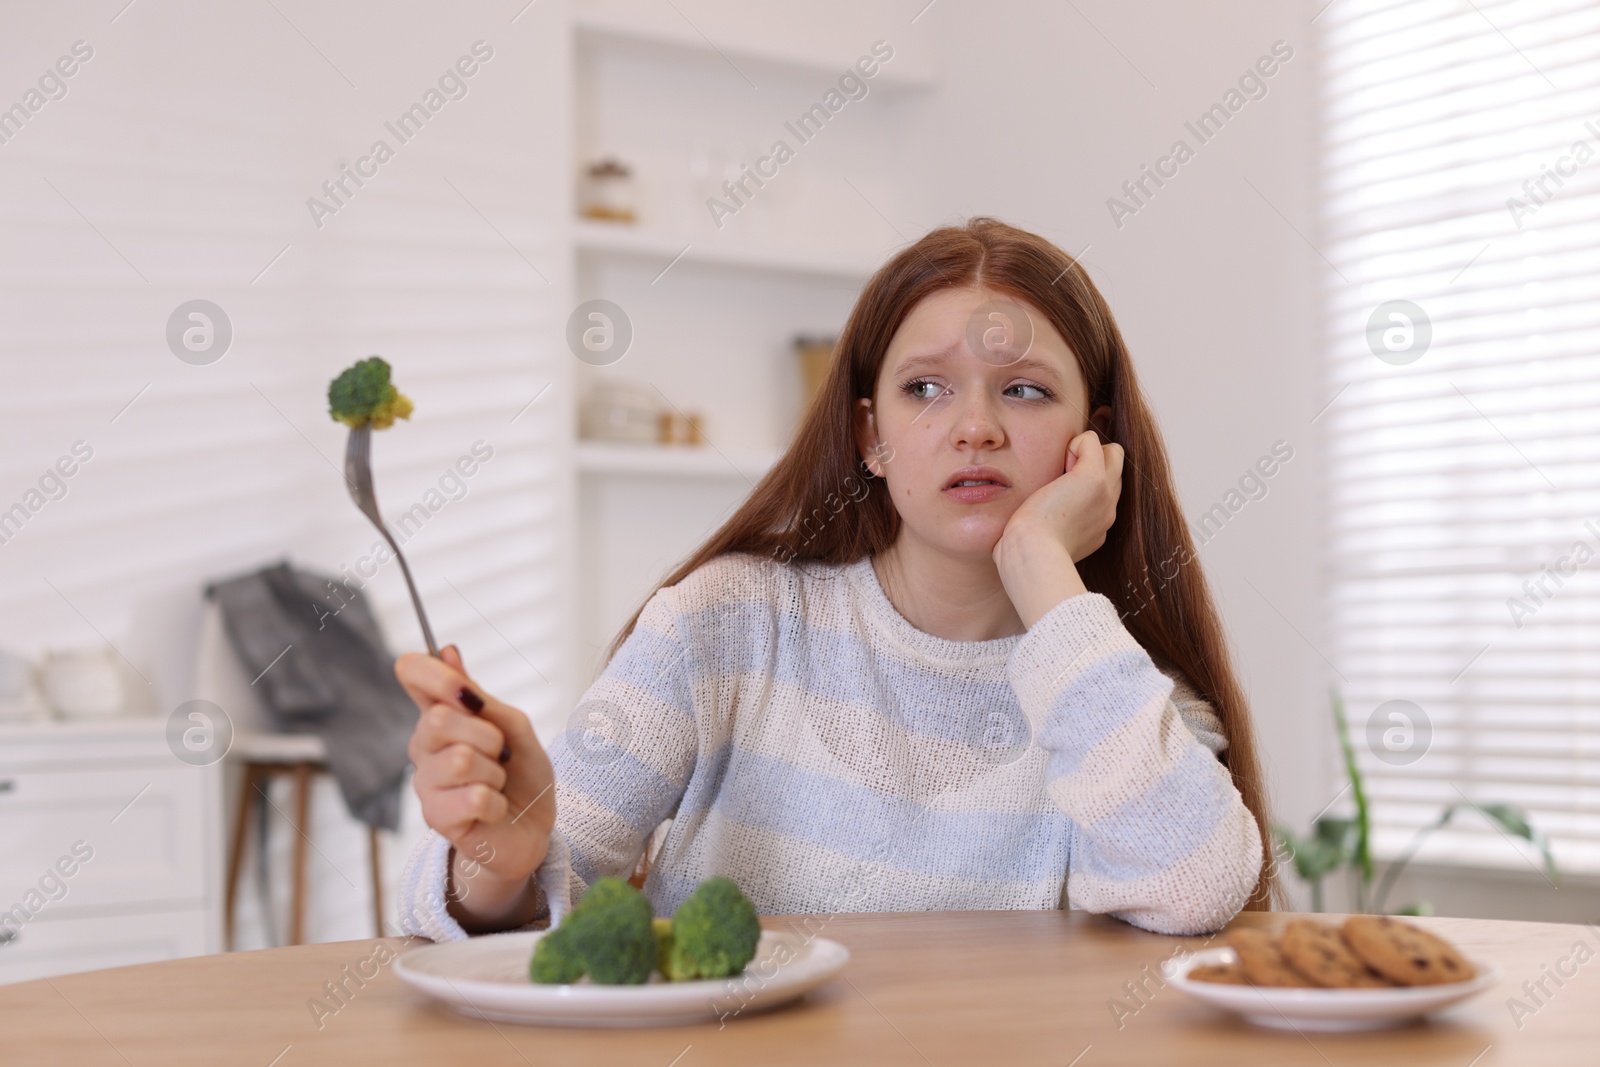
[343,424,440,658]
[345,424,508,762]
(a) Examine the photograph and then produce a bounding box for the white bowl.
[395,927,849,1027]
[1166,946,1502,1032]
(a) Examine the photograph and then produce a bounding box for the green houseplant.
[1273,687,1559,915]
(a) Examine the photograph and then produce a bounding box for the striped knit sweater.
[397,551,1264,939]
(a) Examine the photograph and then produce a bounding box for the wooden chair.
[195,599,384,948]
[221,739,384,948]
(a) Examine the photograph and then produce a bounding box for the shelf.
[572,5,937,91]
[574,219,882,280]
[576,440,779,480]
[0,716,164,740]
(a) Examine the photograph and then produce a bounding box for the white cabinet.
[0,912,211,986]
[0,720,222,984]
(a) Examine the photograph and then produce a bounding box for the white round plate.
[1167,947,1502,1032]
[395,928,849,1027]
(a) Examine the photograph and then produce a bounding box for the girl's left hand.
[996,428,1125,565]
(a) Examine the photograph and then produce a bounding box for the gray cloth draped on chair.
[206,560,418,830]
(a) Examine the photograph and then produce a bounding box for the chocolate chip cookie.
[1342,915,1476,986]
[1228,928,1316,987]
[1279,918,1392,988]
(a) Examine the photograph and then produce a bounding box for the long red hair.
[606,216,1278,910]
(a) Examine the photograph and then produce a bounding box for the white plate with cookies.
[1166,916,1501,1031]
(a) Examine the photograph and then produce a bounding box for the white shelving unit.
[570,4,938,91]
[573,218,880,280]
[576,440,780,481]
[563,0,936,694]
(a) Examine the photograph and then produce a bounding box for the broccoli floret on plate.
[328,356,414,430]
[527,922,584,984]
[528,876,656,985]
[566,878,656,985]
[660,875,761,981]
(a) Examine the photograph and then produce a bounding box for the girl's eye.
[1006,382,1054,400]
[902,378,945,401]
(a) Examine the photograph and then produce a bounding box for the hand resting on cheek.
[1001,427,1126,565]
[985,427,1125,629]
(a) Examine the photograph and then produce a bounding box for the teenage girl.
[394,217,1275,941]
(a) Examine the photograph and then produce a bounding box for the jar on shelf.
[794,334,837,410]
[580,157,638,223]
[658,409,706,446]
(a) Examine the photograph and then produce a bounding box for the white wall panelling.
[0,0,572,962]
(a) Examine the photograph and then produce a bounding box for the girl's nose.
[949,390,1004,450]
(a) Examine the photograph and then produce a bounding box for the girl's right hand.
[396,645,557,928]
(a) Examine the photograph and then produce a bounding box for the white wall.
[878,0,1595,920]
[0,0,572,944]
[0,0,573,721]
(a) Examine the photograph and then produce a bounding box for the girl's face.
[856,286,1107,559]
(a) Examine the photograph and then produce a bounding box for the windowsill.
[1304,857,1600,925]
[1374,856,1600,891]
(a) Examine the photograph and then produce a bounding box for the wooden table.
[4,910,1597,1065]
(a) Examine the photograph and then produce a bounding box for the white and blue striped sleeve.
[1006,591,1263,935]
[396,826,575,940]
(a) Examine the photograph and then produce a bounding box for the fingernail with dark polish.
[458,687,485,713]
[499,744,511,764]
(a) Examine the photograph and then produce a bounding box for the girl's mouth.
[940,483,1004,502]
[942,465,1010,502]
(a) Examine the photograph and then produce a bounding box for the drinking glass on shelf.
[0,647,47,723]
[580,377,664,444]
[687,136,717,233]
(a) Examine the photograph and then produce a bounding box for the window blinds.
[1319,0,1600,873]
